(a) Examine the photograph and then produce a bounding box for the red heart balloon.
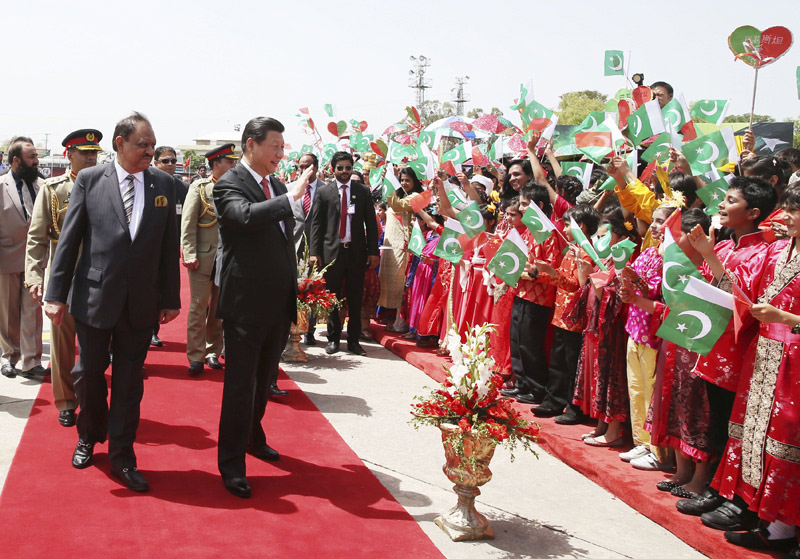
[359,120,368,132]
[759,26,793,66]
[632,86,653,109]
[327,122,338,136]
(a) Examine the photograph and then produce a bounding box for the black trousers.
[73,308,150,471]
[509,297,551,397]
[706,381,736,477]
[324,246,365,344]
[218,319,289,480]
[541,327,583,410]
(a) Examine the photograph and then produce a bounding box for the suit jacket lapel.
[105,164,130,235]
[237,164,264,201]
[133,169,157,243]
[2,175,25,221]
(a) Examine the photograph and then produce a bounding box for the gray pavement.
[0,328,706,559]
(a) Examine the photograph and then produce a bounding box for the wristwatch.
[792,321,800,335]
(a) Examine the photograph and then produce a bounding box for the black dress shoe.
[112,467,149,492]
[675,489,726,516]
[58,409,76,427]
[1,364,16,378]
[325,341,340,354]
[223,477,251,498]
[554,409,588,425]
[347,342,366,356]
[725,526,797,552]
[188,361,204,376]
[72,440,94,469]
[247,444,280,462]
[500,387,522,397]
[516,392,545,405]
[531,403,563,418]
[150,334,163,347]
[206,356,223,369]
[21,364,48,378]
[701,500,759,531]
[303,333,317,346]
[269,384,288,397]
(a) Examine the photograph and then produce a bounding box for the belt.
[340,241,351,248]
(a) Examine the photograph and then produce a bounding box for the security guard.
[180,143,237,375]
[25,128,102,426]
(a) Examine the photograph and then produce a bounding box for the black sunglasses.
[335,165,352,171]
[159,158,177,164]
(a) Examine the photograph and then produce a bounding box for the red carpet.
[372,324,780,559]
[0,272,443,559]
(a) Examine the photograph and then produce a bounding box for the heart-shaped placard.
[631,86,653,109]
[327,120,348,137]
[359,120,368,132]
[617,98,635,129]
[729,25,793,68]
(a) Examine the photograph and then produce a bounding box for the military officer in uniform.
[180,144,237,375]
[25,129,102,426]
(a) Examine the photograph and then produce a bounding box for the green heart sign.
[729,25,793,68]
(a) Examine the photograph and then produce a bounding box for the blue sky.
[2,0,797,152]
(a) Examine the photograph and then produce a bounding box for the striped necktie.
[122,174,135,223]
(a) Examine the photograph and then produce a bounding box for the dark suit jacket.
[309,180,378,268]
[214,163,298,327]
[45,163,181,330]
[291,178,322,254]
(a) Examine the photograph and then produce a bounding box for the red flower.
[458,416,472,433]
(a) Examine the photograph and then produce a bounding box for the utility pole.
[452,76,470,116]
[408,55,431,108]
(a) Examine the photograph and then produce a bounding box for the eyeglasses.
[158,158,177,164]
[335,165,352,171]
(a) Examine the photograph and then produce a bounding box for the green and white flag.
[570,217,607,271]
[433,218,465,264]
[369,166,384,189]
[641,131,680,164]
[388,141,416,164]
[510,82,534,111]
[604,50,625,76]
[598,175,617,191]
[655,275,733,356]
[323,103,334,117]
[456,200,486,239]
[520,99,556,135]
[661,94,691,132]
[561,161,594,189]
[521,203,556,244]
[610,238,637,272]
[487,228,530,287]
[381,162,402,200]
[625,100,666,147]
[697,171,734,215]
[489,136,505,162]
[445,185,470,210]
[408,221,426,257]
[682,128,739,175]
[592,230,613,259]
[441,141,473,166]
[576,111,618,133]
[690,99,730,126]
[661,224,704,308]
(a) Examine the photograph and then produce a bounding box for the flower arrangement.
[410,323,539,463]
[296,237,340,319]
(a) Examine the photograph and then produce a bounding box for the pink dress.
[408,231,439,330]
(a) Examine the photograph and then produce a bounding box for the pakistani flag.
[626,100,666,147]
[570,217,608,271]
[520,99,554,134]
[576,111,618,133]
[560,161,594,189]
[456,201,486,239]
[445,185,470,210]
[418,130,438,151]
[661,225,704,308]
[381,163,402,200]
[510,82,534,111]
[641,132,678,164]
[592,230,613,259]
[655,275,733,356]
[610,238,637,272]
[408,221,426,257]
[682,128,739,175]
[690,99,730,126]
[433,218,465,264]
[697,173,733,215]
[598,175,617,191]
[604,50,625,76]
[441,141,473,166]
[489,136,505,162]
[661,95,690,132]
[388,141,416,164]
[574,118,625,164]
[487,228,530,287]
[323,104,334,117]
[521,203,556,243]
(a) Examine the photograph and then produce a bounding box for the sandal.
[656,480,681,492]
[671,486,700,499]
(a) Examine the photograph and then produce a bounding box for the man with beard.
[0,137,45,379]
[25,129,103,426]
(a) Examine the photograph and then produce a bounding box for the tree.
[555,90,607,125]
[786,116,800,149]
[419,100,456,126]
[723,113,776,124]
[182,149,205,173]
[466,107,505,119]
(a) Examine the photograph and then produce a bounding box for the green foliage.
[182,149,205,172]
[419,100,457,126]
[723,113,776,124]
[556,90,607,125]
[786,116,800,149]
[466,107,505,119]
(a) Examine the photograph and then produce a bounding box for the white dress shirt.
[337,180,352,243]
[114,159,145,239]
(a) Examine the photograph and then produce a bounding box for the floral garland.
[411,324,539,464]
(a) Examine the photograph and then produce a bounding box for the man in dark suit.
[309,151,379,356]
[44,112,181,493]
[213,116,313,498]
[291,152,323,348]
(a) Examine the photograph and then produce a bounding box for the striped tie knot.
[122,174,135,224]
